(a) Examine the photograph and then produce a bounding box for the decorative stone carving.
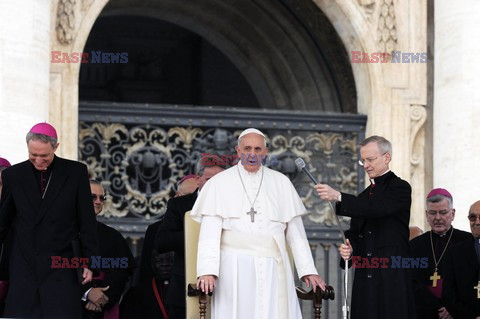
[82,0,94,11]
[377,0,397,53]
[410,105,427,169]
[56,0,76,45]
[357,0,376,21]
[409,104,427,226]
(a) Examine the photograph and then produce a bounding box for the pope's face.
[469,202,480,238]
[28,139,58,171]
[235,133,268,173]
[426,198,455,235]
[359,142,390,179]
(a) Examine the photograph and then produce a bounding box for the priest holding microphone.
[315,135,415,319]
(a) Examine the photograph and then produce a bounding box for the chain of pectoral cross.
[237,165,264,222]
[429,228,454,287]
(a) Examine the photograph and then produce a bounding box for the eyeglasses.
[427,209,452,216]
[92,194,106,202]
[468,214,480,222]
[358,152,387,167]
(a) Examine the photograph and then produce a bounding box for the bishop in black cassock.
[442,200,480,319]
[410,188,471,319]
[0,123,98,318]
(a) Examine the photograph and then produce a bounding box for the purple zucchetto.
[29,122,58,139]
[0,157,11,168]
[427,188,452,200]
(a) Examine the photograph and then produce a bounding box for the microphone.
[295,157,347,244]
[294,158,318,184]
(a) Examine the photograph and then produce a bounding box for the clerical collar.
[370,170,391,185]
[475,237,480,245]
[432,226,453,238]
[31,155,56,173]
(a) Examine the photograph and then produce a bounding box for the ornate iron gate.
[79,101,366,318]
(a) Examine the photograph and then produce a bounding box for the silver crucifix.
[247,207,257,222]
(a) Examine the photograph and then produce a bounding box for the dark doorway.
[80,15,260,107]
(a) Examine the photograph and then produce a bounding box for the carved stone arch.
[84,0,356,113]
[51,0,364,157]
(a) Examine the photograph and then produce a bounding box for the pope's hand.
[315,184,341,202]
[197,275,216,294]
[302,274,326,293]
[339,239,353,260]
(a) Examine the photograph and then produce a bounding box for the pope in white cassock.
[191,128,325,319]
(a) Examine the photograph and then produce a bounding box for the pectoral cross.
[474,281,480,299]
[430,271,441,287]
[247,207,257,223]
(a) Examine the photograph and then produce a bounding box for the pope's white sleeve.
[196,215,223,277]
[286,215,318,278]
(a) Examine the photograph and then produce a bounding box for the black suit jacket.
[0,156,98,318]
[443,237,480,319]
[83,222,136,318]
[154,191,197,311]
[337,171,415,319]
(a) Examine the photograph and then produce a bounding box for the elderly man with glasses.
[315,135,415,319]
[442,200,480,319]
[81,179,136,318]
[410,188,471,319]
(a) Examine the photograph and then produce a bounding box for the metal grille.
[79,101,366,318]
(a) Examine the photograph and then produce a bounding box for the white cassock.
[191,162,318,319]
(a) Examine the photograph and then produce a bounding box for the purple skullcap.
[427,188,452,200]
[179,174,197,184]
[29,122,58,139]
[0,157,11,168]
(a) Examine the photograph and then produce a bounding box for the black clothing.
[0,157,98,318]
[443,237,480,319]
[409,228,472,318]
[154,191,197,318]
[82,222,136,318]
[337,171,415,319]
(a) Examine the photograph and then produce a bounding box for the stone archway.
[50,0,428,226]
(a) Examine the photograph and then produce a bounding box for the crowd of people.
[0,123,479,318]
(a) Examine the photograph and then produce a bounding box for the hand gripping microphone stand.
[295,158,350,319]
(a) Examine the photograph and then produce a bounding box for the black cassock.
[337,171,415,319]
[442,237,480,318]
[154,191,197,319]
[409,227,471,318]
[82,221,136,318]
[0,157,98,318]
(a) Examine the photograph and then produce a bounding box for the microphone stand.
[294,158,349,318]
[326,201,349,319]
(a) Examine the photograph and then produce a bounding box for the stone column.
[434,1,480,231]
[0,1,51,163]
